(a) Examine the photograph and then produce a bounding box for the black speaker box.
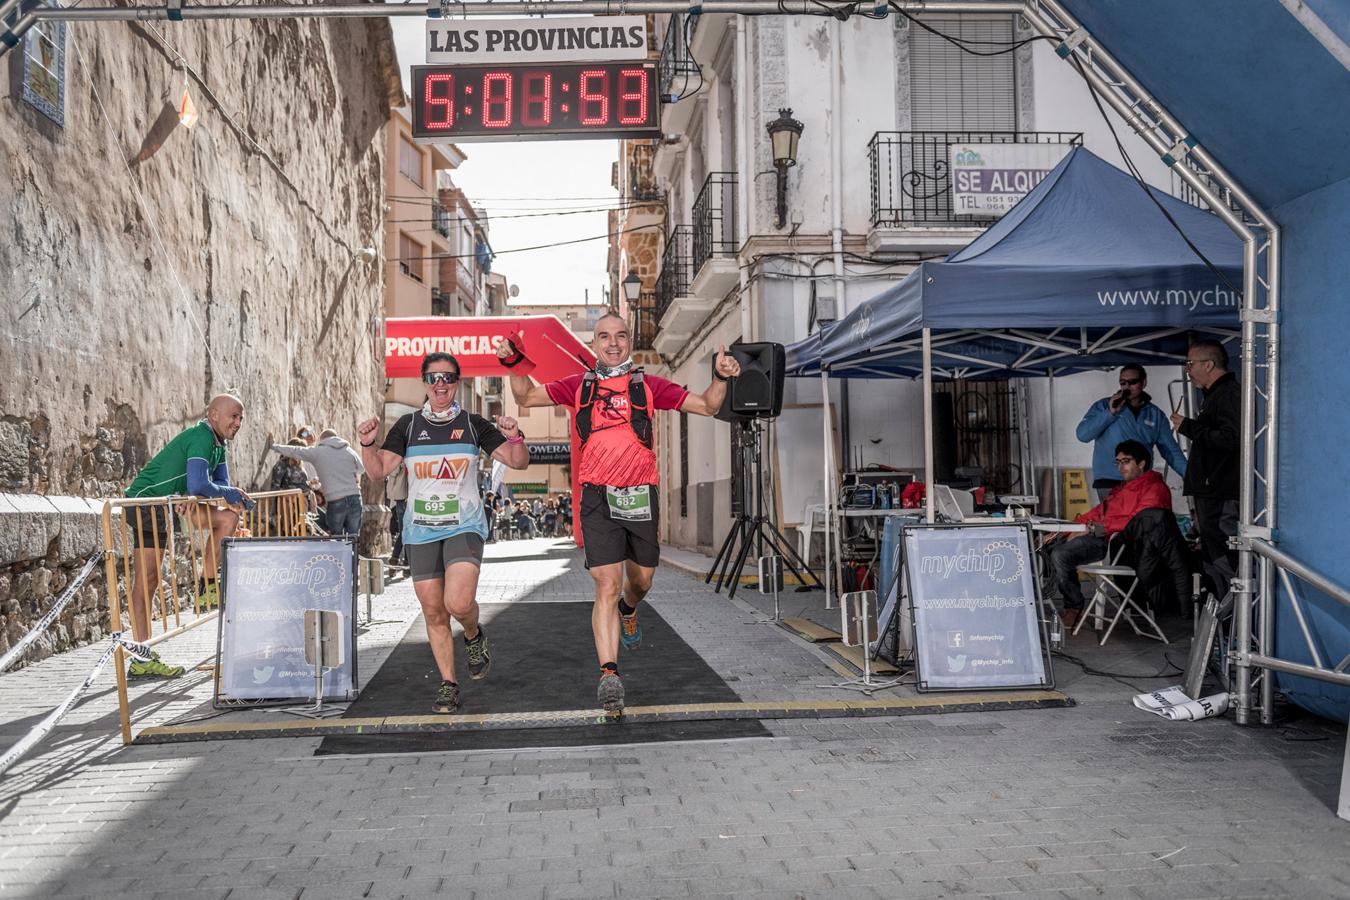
[714,342,786,421]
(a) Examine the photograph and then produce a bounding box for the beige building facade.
[380,118,503,426]
[0,15,402,662]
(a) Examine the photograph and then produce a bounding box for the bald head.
[206,394,244,441]
[590,311,632,369]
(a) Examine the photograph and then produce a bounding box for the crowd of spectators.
[482,492,572,542]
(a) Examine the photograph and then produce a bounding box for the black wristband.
[499,339,526,369]
[360,440,376,448]
[713,369,730,382]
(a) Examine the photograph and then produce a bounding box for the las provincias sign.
[427,16,648,66]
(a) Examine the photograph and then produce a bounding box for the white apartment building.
[611,11,1193,554]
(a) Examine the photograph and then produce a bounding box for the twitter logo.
[946,654,967,673]
[252,665,274,683]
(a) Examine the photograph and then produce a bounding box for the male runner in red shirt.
[500,313,740,714]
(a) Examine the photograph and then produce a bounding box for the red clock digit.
[578,69,610,126]
[425,72,454,129]
[483,72,512,128]
[617,68,648,126]
[522,72,552,127]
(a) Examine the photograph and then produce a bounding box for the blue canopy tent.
[786,146,1243,633]
[788,147,1242,380]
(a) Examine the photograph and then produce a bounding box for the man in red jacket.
[1047,439,1173,622]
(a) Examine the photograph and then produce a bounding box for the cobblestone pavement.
[1,538,1348,899]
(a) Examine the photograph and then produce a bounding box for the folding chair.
[1072,535,1169,646]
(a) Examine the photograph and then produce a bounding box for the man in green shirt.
[123,394,249,677]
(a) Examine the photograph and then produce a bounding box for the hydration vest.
[574,370,653,450]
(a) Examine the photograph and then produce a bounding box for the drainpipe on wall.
[736,15,753,342]
[830,17,849,475]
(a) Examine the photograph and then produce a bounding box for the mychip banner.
[903,523,1052,691]
[215,537,358,707]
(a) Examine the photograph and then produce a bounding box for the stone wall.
[0,16,402,668]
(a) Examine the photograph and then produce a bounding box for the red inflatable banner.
[384,315,596,382]
[384,315,596,545]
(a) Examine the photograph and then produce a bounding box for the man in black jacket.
[1171,339,1241,598]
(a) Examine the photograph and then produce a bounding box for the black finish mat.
[316,602,769,753]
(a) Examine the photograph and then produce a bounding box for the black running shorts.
[128,504,175,551]
[579,483,660,569]
[408,533,485,581]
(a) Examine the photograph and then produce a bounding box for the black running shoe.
[433,680,460,714]
[464,627,491,681]
[597,671,625,716]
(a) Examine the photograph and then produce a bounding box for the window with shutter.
[398,135,424,187]
[398,233,425,283]
[909,15,1016,131]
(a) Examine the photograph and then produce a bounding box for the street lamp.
[621,271,642,305]
[767,108,804,229]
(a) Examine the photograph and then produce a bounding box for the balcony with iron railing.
[868,131,1082,250]
[652,220,722,356]
[690,172,738,299]
[655,224,693,323]
[659,14,700,102]
[1169,157,1259,225]
[631,296,659,352]
[432,203,452,240]
[657,13,706,137]
[431,287,450,316]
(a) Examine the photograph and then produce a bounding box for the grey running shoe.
[433,681,460,714]
[464,627,491,680]
[619,601,642,651]
[597,671,625,716]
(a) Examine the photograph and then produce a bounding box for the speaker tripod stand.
[706,419,822,599]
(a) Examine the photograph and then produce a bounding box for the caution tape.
[0,633,150,778]
[0,552,102,674]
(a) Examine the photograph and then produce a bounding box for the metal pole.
[1259,230,1282,725]
[923,328,935,524]
[1048,369,1059,516]
[1233,234,1259,725]
[820,368,835,611]
[311,611,325,714]
[31,0,1024,22]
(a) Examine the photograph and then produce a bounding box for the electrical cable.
[888,4,1056,56]
[658,11,705,104]
[1052,649,1183,693]
[387,222,663,263]
[384,196,650,211]
[382,202,660,225]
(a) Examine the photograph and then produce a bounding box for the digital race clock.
[410,62,661,143]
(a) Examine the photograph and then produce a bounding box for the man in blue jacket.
[1076,364,1187,501]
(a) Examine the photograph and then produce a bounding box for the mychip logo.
[235,553,347,600]
[918,540,1025,585]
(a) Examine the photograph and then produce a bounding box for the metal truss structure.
[3,0,1345,742]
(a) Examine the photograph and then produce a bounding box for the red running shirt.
[545,373,689,487]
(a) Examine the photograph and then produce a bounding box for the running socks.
[601,661,618,674]
[617,597,637,617]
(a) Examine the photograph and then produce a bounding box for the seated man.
[1047,440,1172,624]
